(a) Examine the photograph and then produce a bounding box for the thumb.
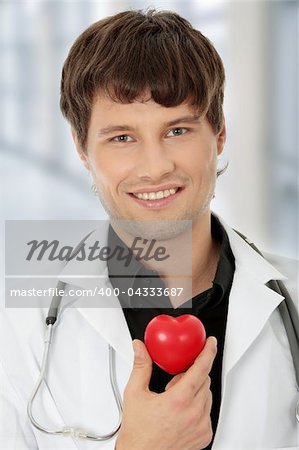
[128,339,153,392]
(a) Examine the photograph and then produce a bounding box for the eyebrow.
[96,114,201,137]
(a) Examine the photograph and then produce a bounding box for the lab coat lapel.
[76,303,134,365]
[221,267,285,378]
[219,217,287,380]
[58,223,134,365]
[57,279,134,366]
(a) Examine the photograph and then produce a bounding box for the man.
[1,9,298,450]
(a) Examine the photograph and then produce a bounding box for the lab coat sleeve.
[0,361,38,450]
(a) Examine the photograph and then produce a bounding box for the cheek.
[180,143,216,177]
[180,149,217,198]
[89,152,130,191]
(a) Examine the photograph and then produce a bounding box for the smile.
[132,188,178,200]
[127,187,184,209]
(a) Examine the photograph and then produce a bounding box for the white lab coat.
[0,216,298,450]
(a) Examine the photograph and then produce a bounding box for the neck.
[111,210,220,307]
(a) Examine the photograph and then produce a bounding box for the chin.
[114,217,192,241]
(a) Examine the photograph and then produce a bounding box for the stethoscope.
[27,236,299,441]
[27,280,123,441]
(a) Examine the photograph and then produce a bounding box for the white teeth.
[133,188,179,200]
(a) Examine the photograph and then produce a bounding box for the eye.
[166,127,188,137]
[111,134,134,143]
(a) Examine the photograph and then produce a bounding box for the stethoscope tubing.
[27,321,123,440]
[27,324,64,436]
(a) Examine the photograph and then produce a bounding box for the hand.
[115,336,217,450]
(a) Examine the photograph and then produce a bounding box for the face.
[73,94,226,240]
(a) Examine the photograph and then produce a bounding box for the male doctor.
[1,9,298,450]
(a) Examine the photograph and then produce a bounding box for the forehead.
[90,92,200,125]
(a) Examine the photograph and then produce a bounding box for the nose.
[136,141,176,181]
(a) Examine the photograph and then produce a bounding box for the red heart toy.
[144,314,206,375]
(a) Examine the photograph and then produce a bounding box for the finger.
[165,373,184,391]
[203,389,213,416]
[175,336,217,397]
[126,339,153,393]
[194,376,211,398]
[194,336,217,365]
[191,377,212,419]
[196,377,213,416]
[193,380,212,418]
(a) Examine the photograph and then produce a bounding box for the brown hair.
[60,9,225,149]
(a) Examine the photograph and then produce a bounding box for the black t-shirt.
[108,214,235,449]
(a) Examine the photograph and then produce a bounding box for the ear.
[71,129,90,171]
[216,116,226,156]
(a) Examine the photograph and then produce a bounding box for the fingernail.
[211,336,218,348]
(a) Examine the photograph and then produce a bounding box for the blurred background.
[1,0,298,259]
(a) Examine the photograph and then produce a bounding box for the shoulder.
[213,213,298,305]
[263,252,298,278]
[263,252,298,307]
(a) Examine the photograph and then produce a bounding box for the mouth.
[127,187,184,209]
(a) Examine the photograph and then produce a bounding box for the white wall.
[1,0,298,258]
